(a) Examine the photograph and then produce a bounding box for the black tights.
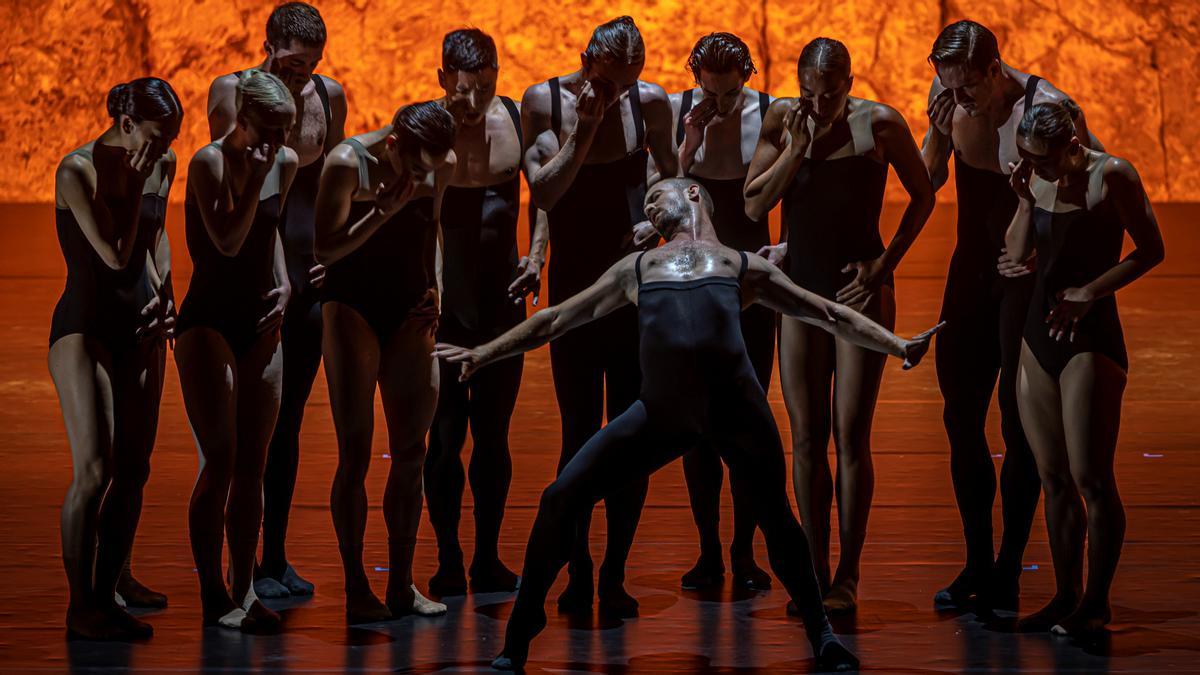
[682,305,775,560]
[261,291,322,576]
[936,272,1041,579]
[424,320,523,571]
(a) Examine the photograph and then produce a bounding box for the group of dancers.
[50,3,1165,672]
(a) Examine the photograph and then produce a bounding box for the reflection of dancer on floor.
[436,178,943,672]
[1000,101,1163,635]
[745,37,934,615]
[207,0,347,600]
[668,31,774,592]
[175,70,298,633]
[921,20,1104,613]
[424,28,549,598]
[51,77,182,640]
[315,101,456,623]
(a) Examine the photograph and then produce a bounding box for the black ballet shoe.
[491,652,524,672]
[345,591,393,625]
[598,584,639,618]
[815,638,860,672]
[493,611,546,671]
[429,565,468,598]
[933,567,985,609]
[731,557,772,591]
[279,565,315,596]
[253,576,292,600]
[469,559,520,593]
[977,570,1020,616]
[240,600,283,635]
[66,606,134,641]
[104,605,154,640]
[556,574,594,614]
[681,556,725,590]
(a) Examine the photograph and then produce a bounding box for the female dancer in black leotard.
[745,38,934,614]
[50,77,181,640]
[315,101,456,623]
[175,69,298,632]
[1000,101,1163,635]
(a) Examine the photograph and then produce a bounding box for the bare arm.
[188,142,277,256]
[55,152,145,270]
[206,75,238,141]
[520,82,600,211]
[323,77,348,151]
[641,82,678,184]
[1087,158,1164,297]
[744,98,807,221]
[876,105,935,273]
[150,150,177,292]
[313,145,412,265]
[437,254,637,378]
[921,79,954,192]
[1003,160,1037,264]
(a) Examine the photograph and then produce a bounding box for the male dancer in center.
[518,15,677,616]
[436,178,943,672]
[207,1,347,598]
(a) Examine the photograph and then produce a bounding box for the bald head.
[644,178,713,237]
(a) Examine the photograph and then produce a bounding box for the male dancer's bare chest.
[452,110,522,187]
[692,107,758,180]
[952,103,1023,174]
[289,87,328,167]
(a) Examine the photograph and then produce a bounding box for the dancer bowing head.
[435,178,944,672]
[315,101,457,624]
[52,76,181,640]
[1002,101,1163,635]
[175,69,298,633]
[744,37,935,615]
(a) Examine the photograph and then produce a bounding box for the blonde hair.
[235,69,295,121]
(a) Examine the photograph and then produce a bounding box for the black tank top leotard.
[782,102,893,300]
[546,77,649,301]
[320,137,438,340]
[50,148,163,351]
[1024,154,1128,377]
[675,90,772,252]
[176,142,282,356]
[440,96,526,338]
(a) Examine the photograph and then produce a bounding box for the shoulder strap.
[549,77,562,139]
[629,83,646,150]
[500,96,523,149]
[675,89,694,147]
[312,74,332,126]
[737,250,749,281]
[1024,75,1042,109]
[342,138,371,192]
[758,91,770,122]
[635,250,648,285]
[848,102,876,156]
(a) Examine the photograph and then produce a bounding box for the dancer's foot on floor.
[103,603,153,639]
[115,573,168,609]
[809,620,859,672]
[253,576,291,599]
[492,610,547,671]
[200,591,243,629]
[67,605,132,640]
[387,585,447,617]
[680,555,724,590]
[1017,593,1080,633]
[933,566,985,609]
[731,555,772,591]
[598,580,639,618]
[556,573,593,614]
[1051,600,1112,636]
[978,567,1020,616]
[345,588,392,624]
[823,579,858,616]
[469,558,519,593]
[428,564,468,597]
[279,565,315,596]
[239,599,283,634]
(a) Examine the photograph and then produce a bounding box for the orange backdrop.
[2,0,1197,202]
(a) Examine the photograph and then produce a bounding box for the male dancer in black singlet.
[922,19,1101,613]
[436,178,943,672]
[207,1,347,598]
[423,28,550,597]
[519,15,677,616]
[669,32,773,591]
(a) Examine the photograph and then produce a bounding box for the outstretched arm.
[435,253,638,379]
[744,254,941,368]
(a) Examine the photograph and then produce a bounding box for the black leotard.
[782,102,893,300]
[934,76,1043,584]
[505,249,836,657]
[176,142,281,357]
[544,76,649,592]
[1025,155,1128,377]
[320,137,438,341]
[50,148,163,352]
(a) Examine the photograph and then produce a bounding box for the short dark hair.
[442,28,498,72]
[797,37,851,80]
[266,2,327,48]
[107,77,183,124]
[688,32,756,80]
[585,16,644,65]
[929,20,1000,73]
[391,101,457,156]
[1018,99,1082,147]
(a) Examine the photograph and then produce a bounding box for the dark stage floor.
[1,203,1198,673]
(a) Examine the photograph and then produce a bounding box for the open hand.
[927,88,955,137]
[1046,287,1094,342]
[902,321,945,370]
[756,242,787,268]
[836,257,886,307]
[432,343,484,381]
[997,247,1036,278]
[258,282,290,335]
[507,255,544,306]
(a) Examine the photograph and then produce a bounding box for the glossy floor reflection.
[1,203,1198,672]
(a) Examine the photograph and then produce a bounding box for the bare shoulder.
[324,141,361,171]
[1031,76,1074,107]
[637,80,670,105]
[868,100,911,134]
[56,149,92,178]
[317,74,345,99]
[189,142,223,171]
[278,145,299,169]
[1100,154,1142,188]
[764,97,795,126]
[668,90,683,112]
[208,73,238,102]
[928,75,947,102]
[521,81,551,115]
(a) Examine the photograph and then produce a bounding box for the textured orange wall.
[2,0,1197,202]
